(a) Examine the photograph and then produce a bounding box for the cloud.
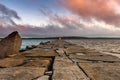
[0,2,120,38]
[39,6,84,29]
[63,0,120,26]
[36,0,120,38]
[0,4,20,19]
[0,24,82,38]
[0,4,82,38]
[0,4,21,26]
[1,23,120,38]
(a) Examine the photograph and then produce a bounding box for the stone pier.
[0,32,120,80]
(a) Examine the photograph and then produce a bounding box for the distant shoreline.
[1,37,120,39]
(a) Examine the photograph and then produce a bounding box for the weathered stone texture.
[79,63,120,80]
[0,55,25,67]
[0,67,46,80]
[52,57,90,80]
[0,31,22,58]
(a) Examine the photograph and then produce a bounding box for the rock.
[79,63,120,80]
[56,48,66,56]
[0,74,14,80]
[40,42,45,45]
[38,45,52,49]
[45,71,53,76]
[65,46,98,54]
[0,67,46,80]
[25,45,37,50]
[35,75,49,80]
[69,53,120,63]
[23,59,51,70]
[0,31,22,58]
[52,57,90,80]
[22,48,57,57]
[19,49,26,52]
[26,45,33,50]
[32,45,37,48]
[0,55,25,67]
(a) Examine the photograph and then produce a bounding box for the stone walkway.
[0,39,120,80]
[51,40,120,80]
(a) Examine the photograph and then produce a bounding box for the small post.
[59,37,62,40]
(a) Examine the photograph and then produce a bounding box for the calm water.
[21,39,53,49]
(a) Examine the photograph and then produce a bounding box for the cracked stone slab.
[55,48,66,56]
[52,57,90,80]
[35,75,49,80]
[65,47,98,54]
[0,55,25,67]
[79,63,120,80]
[69,53,120,62]
[23,59,51,71]
[0,67,46,80]
[22,48,57,57]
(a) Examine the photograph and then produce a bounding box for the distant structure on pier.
[59,37,62,40]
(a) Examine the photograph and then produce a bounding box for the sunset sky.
[0,0,120,38]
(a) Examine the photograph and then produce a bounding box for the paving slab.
[55,48,66,56]
[35,75,49,80]
[0,55,25,67]
[65,47,98,54]
[22,48,57,57]
[38,44,53,49]
[69,53,120,62]
[52,57,90,80]
[79,63,120,80]
[23,59,51,70]
[0,67,46,80]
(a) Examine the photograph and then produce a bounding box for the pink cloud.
[39,6,83,29]
[63,0,120,26]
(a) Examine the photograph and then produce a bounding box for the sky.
[0,0,120,38]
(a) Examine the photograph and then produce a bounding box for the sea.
[21,39,53,49]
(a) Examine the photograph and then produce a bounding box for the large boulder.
[0,31,22,58]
